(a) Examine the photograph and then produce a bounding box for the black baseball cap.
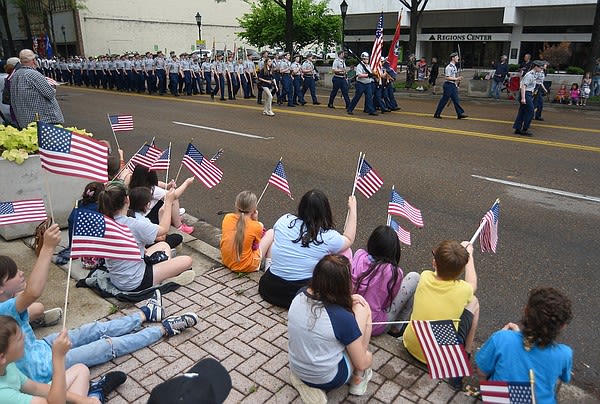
[147,358,232,404]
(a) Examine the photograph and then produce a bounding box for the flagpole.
[529,369,537,404]
[469,198,500,245]
[62,199,78,329]
[42,171,55,223]
[107,113,121,150]
[164,141,172,185]
[369,319,460,326]
[113,141,148,181]
[344,152,364,231]
[257,157,282,207]
[174,139,193,184]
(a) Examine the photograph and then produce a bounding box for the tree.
[0,0,16,56]
[586,0,599,73]
[237,0,339,54]
[539,42,572,69]
[398,0,429,56]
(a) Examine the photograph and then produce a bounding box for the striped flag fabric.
[389,218,411,246]
[388,189,424,227]
[149,147,170,171]
[109,115,134,132]
[411,320,471,379]
[480,201,500,253]
[126,143,162,171]
[182,143,223,189]
[37,122,108,182]
[479,380,533,404]
[355,158,383,199]
[0,199,47,226]
[369,12,384,72]
[46,76,59,87]
[210,148,224,163]
[70,210,141,261]
[268,160,292,199]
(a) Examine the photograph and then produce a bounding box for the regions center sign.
[418,33,511,41]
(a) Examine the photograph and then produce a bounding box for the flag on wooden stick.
[479,380,533,404]
[268,160,292,199]
[126,143,162,172]
[355,157,383,199]
[389,218,411,246]
[108,115,134,132]
[182,143,223,189]
[388,189,423,227]
[0,199,47,226]
[149,147,170,171]
[480,200,500,253]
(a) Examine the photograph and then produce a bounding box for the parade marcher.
[234,57,244,98]
[211,52,226,101]
[513,60,544,136]
[328,50,350,109]
[347,52,376,116]
[144,52,156,94]
[433,52,468,119]
[382,58,399,111]
[533,62,549,121]
[301,53,320,105]
[81,56,90,87]
[115,55,125,91]
[88,56,97,88]
[256,51,268,104]
[180,53,192,96]
[133,54,145,93]
[278,52,294,107]
[405,54,416,89]
[124,55,133,91]
[242,53,255,98]
[291,54,305,106]
[73,57,83,86]
[258,58,275,116]
[201,55,213,94]
[155,51,167,95]
[95,56,105,89]
[191,56,203,95]
[167,53,181,96]
[373,58,390,114]
[225,53,236,100]
[490,55,508,99]
[101,55,110,90]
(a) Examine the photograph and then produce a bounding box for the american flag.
[480,201,500,253]
[210,148,224,163]
[70,210,141,261]
[355,158,383,199]
[268,160,292,199]
[182,143,223,189]
[411,320,471,379]
[37,122,108,182]
[109,115,134,132]
[149,147,170,171]
[369,12,384,72]
[0,199,47,226]
[46,76,59,87]
[479,380,533,404]
[126,143,163,171]
[388,190,424,228]
[389,218,411,246]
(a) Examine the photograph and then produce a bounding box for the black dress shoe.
[433,114,442,119]
[300,101,306,106]
[287,104,296,107]
[313,101,321,105]
[457,114,468,119]
[521,131,533,136]
[514,129,522,135]
[534,117,544,121]
[327,104,335,109]
[391,107,400,111]
[368,112,378,116]
[347,111,354,115]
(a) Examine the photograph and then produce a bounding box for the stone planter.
[0,155,88,240]
[467,79,492,97]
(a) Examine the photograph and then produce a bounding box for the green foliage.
[508,64,520,72]
[546,67,556,74]
[566,66,584,75]
[237,0,340,52]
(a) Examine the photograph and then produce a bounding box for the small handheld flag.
[0,199,47,226]
[109,115,134,132]
[480,201,500,253]
[355,158,383,199]
[369,12,384,72]
[126,143,163,172]
[149,147,171,171]
[182,143,223,189]
[389,218,411,246]
[210,148,224,163]
[268,160,292,199]
[388,189,423,227]
[479,380,533,404]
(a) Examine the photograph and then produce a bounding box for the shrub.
[508,64,520,72]
[566,66,584,75]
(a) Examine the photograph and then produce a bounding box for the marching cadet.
[155,51,167,95]
[133,53,145,93]
[58,57,68,84]
[235,57,245,98]
[82,56,90,87]
[108,55,118,90]
[94,55,104,89]
[124,55,133,92]
[115,55,125,91]
[373,57,390,113]
[191,56,202,95]
[433,51,468,119]
[88,56,97,87]
[180,53,192,95]
[166,53,182,96]
[513,60,545,136]
[243,53,256,98]
[301,53,320,105]
[225,53,236,100]
[101,55,110,89]
[144,52,156,94]
[291,54,305,105]
[328,50,350,109]
[279,52,294,107]
[211,52,226,101]
[73,56,82,86]
[66,57,75,85]
[201,55,213,94]
[347,51,376,116]
[381,58,400,111]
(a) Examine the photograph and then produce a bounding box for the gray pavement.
[1,219,598,403]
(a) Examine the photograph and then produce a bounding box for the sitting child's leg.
[460,296,480,355]
[65,363,91,396]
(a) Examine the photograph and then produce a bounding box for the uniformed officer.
[167,53,182,96]
[272,53,282,104]
[382,58,400,111]
[201,55,213,94]
[225,53,237,100]
[291,54,305,105]
[513,60,545,136]
[124,55,133,92]
[279,52,294,107]
[234,57,244,98]
[115,55,125,91]
[242,53,256,98]
[191,56,202,95]
[155,51,167,95]
[180,53,192,95]
[347,52,376,115]
[433,52,468,119]
[133,54,145,93]
[144,52,156,94]
[328,50,350,109]
[211,53,226,100]
[101,55,110,89]
[108,56,118,90]
[301,53,320,104]
[73,57,82,86]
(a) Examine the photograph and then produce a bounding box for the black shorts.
[146,200,164,224]
[132,263,154,292]
[457,308,474,345]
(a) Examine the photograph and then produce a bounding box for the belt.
[334,75,345,78]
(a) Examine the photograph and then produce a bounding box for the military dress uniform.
[167,56,181,96]
[101,57,110,89]
[279,54,294,106]
[108,57,118,90]
[191,58,202,95]
[211,55,226,100]
[202,58,213,93]
[225,57,236,100]
[434,52,467,119]
[301,56,319,104]
[513,61,544,136]
[328,54,350,109]
[291,56,305,105]
[73,58,82,86]
[133,56,145,93]
[180,55,192,95]
[347,54,375,115]
[144,54,156,94]
[242,57,256,98]
[124,57,133,91]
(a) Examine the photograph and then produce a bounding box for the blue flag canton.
[507,382,532,403]
[38,123,72,153]
[139,144,153,156]
[274,162,287,179]
[389,218,399,231]
[74,210,105,238]
[359,160,373,177]
[490,203,500,224]
[186,144,205,164]
[391,190,405,205]
[375,15,384,38]
[158,148,170,159]
[431,320,460,345]
[0,202,15,215]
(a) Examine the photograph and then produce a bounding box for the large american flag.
[126,143,163,171]
[70,210,141,261]
[411,320,471,379]
[388,190,424,227]
[390,218,411,246]
[149,147,170,171]
[369,12,384,72]
[109,115,134,132]
[355,158,383,199]
[479,380,533,404]
[37,122,108,182]
[182,143,223,189]
[480,201,500,253]
[0,199,47,226]
[268,160,292,199]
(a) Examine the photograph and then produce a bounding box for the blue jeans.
[328,76,350,108]
[43,313,162,369]
[156,69,166,94]
[347,81,374,114]
[434,82,465,117]
[513,91,534,132]
[490,79,503,99]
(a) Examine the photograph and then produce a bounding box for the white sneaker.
[290,372,327,404]
[164,269,195,285]
[348,368,372,396]
[179,208,186,216]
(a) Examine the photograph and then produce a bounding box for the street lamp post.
[195,12,202,41]
[340,0,348,49]
[61,25,68,58]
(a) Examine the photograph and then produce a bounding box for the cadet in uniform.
[202,55,213,94]
[225,53,236,100]
[301,53,320,104]
[328,50,350,109]
[242,53,256,98]
[73,57,82,86]
[211,53,226,100]
[180,53,192,95]
[513,60,545,136]
[191,56,202,95]
[347,52,376,115]
[167,53,182,96]
[101,55,110,89]
[291,54,304,105]
[433,52,467,119]
[108,56,117,90]
[115,55,125,91]
[144,52,156,94]
[279,52,294,107]
[155,51,166,95]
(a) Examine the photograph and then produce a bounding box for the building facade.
[334,0,596,68]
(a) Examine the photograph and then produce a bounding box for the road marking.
[172,121,274,140]
[472,175,600,203]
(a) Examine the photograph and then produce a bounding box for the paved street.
[54,84,600,400]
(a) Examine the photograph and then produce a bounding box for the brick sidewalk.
[90,247,477,404]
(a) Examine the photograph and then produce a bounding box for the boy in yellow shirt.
[402,240,479,389]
